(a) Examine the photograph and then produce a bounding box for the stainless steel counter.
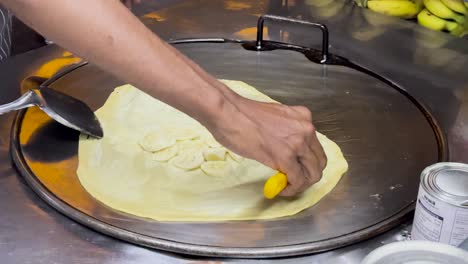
[1,0,467,263]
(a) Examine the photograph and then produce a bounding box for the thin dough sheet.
[77,80,348,221]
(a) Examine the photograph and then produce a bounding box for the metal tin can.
[411,162,468,246]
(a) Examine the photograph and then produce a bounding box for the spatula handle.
[0,90,38,115]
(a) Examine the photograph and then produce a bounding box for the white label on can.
[412,185,468,246]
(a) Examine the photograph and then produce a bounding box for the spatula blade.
[38,88,103,138]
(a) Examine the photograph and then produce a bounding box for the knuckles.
[312,171,323,184]
[288,136,307,153]
[293,106,313,121]
[283,147,297,162]
[301,122,316,137]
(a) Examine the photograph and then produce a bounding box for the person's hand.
[169,55,328,197]
[121,0,141,8]
[209,93,328,197]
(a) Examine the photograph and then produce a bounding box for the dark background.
[11,1,177,56]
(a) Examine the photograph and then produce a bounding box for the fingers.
[278,146,307,197]
[309,130,328,170]
[301,121,327,171]
[221,100,324,197]
[279,143,322,197]
[291,105,312,122]
[278,107,327,197]
[301,144,323,187]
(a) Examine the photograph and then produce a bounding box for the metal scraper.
[0,88,103,138]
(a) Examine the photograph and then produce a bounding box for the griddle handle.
[255,15,329,64]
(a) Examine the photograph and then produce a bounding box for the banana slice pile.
[139,129,243,177]
[361,0,467,37]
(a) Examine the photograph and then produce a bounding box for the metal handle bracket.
[254,15,329,63]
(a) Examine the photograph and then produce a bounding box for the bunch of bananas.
[362,0,468,37]
[418,0,467,36]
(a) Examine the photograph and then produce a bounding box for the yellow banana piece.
[263,172,288,199]
[440,0,467,14]
[417,9,465,35]
[423,0,465,24]
[418,8,450,30]
[445,20,461,30]
[367,0,420,19]
[448,22,466,36]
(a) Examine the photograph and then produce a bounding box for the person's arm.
[3,0,326,196]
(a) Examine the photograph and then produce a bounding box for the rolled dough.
[77,80,348,221]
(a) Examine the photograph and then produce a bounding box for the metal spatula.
[0,88,103,138]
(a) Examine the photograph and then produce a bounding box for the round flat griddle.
[10,38,445,258]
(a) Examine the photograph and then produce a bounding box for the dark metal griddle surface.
[11,41,441,257]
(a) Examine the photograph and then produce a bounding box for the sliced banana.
[177,139,206,151]
[171,150,204,170]
[151,144,179,162]
[201,161,231,177]
[227,150,244,162]
[139,131,176,152]
[203,134,222,148]
[166,127,200,141]
[203,147,227,161]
